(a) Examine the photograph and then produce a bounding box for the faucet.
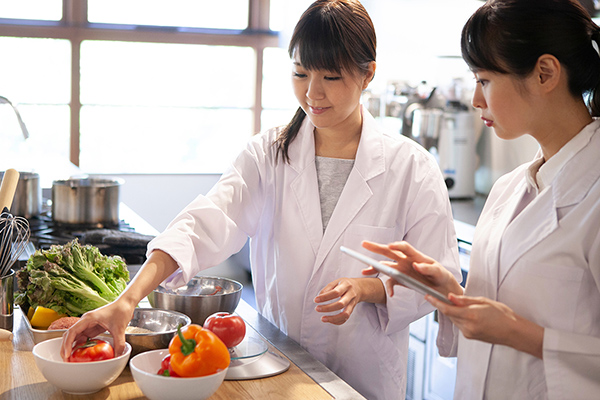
[0,95,29,139]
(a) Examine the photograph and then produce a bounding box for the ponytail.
[274,107,306,164]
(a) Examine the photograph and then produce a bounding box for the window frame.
[0,0,278,167]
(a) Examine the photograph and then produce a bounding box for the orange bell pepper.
[168,323,230,377]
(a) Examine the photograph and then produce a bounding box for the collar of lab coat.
[286,105,386,179]
[286,106,387,268]
[494,119,600,286]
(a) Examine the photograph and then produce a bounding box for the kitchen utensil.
[0,171,41,218]
[0,209,30,278]
[121,308,191,356]
[147,276,242,325]
[130,349,227,400]
[52,177,124,227]
[20,307,66,344]
[0,269,14,331]
[0,169,19,211]
[32,337,131,395]
[225,351,290,380]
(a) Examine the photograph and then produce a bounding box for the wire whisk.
[0,208,30,278]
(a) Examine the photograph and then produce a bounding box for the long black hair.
[461,0,600,116]
[274,0,376,163]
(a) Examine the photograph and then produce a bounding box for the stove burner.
[26,213,152,265]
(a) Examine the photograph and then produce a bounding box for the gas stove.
[19,206,156,268]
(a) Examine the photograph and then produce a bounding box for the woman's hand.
[427,293,544,358]
[314,277,385,325]
[61,249,179,361]
[361,240,463,297]
[60,298,136,361]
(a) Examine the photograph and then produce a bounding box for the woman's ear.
[535,54,561,92]
[362,61,376,90]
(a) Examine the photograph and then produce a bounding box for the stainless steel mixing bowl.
[147,276,243,325]
[125,308,191,356]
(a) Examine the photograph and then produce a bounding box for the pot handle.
[0,169,20,212]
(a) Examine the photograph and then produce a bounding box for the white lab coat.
[437,120,600,399]
[148,107,461,400]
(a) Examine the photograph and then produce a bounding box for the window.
[0,0,290,174]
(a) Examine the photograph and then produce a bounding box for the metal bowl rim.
[152,276,243,297]
[126,307,192,336]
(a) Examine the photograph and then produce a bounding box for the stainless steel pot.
[51,177,124,227]
[0,171,41,218]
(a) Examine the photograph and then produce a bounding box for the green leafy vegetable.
[15,239,130,317]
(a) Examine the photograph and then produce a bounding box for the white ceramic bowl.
[130,349,227,400]
[32,336,131,394]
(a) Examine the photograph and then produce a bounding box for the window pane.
[262,47,296,110]
[0,37,71,103]
[269,0,312,31]
[88,0,249,30]
[0,0,62,21]
[81,41,255,108]
[0,37,70,177]
[80,106,251,174]
[261,47,297,132]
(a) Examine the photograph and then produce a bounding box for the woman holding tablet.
[363,0,600,398]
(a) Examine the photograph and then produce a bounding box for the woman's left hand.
[314,277,385,325]
[428,293,544,358]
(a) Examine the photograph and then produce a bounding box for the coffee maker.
[437,101,480,199]
[408,101,480,199]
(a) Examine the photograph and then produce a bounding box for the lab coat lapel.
[482,180,528,299]
[313,109,386,271]
[288,118,324,256]
[498,188,557,286]
[498,121,600,285]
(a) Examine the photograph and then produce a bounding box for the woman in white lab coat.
[61,1,460,398]
[363,0,600,398]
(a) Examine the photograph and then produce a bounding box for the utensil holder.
[0,269,14,331]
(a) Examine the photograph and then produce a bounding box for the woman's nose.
[307,78,325,100]
[471,86,485,109]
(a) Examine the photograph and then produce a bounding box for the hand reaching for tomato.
[69,338,115,362]
[203,312,246,348]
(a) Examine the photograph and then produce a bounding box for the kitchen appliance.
[437,102,480,199]
[408,101,480,199]
[0,171,41,218]
[52,177,124,227]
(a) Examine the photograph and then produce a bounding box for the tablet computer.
[340,246,452,305]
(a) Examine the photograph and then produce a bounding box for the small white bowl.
[130,349,227,400]
[32,336,131,394]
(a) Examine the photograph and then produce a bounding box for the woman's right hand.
[361,240,463,298]
[60,298,136,361]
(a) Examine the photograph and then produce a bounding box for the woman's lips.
[482,117,493,127]
[310,106,330,115]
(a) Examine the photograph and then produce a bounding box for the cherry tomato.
[203,312,246,348]
[157,354,179,377]
[69,338,115,362]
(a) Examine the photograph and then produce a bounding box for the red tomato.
[157,354,179,377]
[203,312,246,348]
[69,338,115,362]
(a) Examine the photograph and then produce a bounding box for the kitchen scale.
[225,323,290,380]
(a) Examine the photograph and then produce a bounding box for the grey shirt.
[315,156,355,231]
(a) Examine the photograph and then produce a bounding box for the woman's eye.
[293,72,307,78]
[475,79,487,87]
[324,76,341,81]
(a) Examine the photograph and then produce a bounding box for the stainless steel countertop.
[234,299,366,400]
